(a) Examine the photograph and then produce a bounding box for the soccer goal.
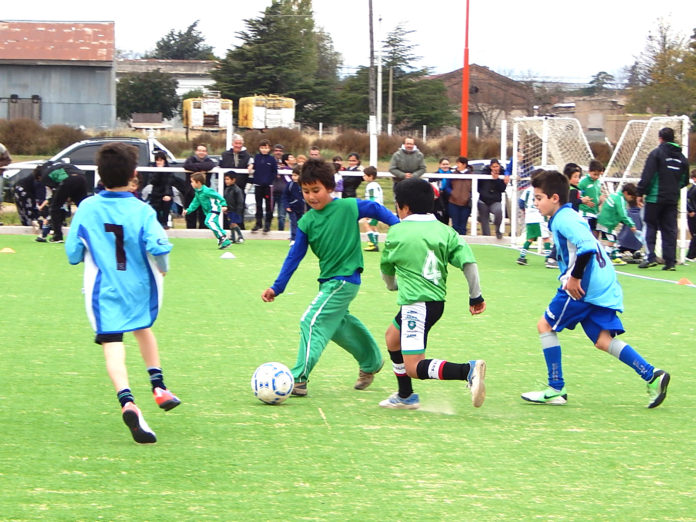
[506,117,594,242]
[604,115,690,191]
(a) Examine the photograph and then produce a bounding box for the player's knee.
[537,316,551,334]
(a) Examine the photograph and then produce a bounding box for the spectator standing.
[441,156,473,234]
[283,167,305,245]
[223,172,245,244]
[249,139,277,233]
[389,137,426,190]
[183,144,217,229]
[220,134,251,193]
[272,148,291,231]
[148,151,175,229]
[637,127,690,271]
[342,152,363,199]
[0,142,12,225]
[477,159,507,239]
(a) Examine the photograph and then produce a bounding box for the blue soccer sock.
[607,338,654,381]
[541,332,564,390]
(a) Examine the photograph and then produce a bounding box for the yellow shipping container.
[238,94,295,129]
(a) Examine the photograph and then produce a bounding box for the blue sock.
[608,338,654,381]
[541,332,564,390]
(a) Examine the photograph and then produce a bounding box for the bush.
[589,142,612,166]
[0,118,47,155]
[44,125,87,152]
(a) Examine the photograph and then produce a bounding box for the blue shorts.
[544,290,624,343]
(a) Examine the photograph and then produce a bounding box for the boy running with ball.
[379,178,487,410]
[261,159,399,396]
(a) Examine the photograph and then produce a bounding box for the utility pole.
[368,0,378,166]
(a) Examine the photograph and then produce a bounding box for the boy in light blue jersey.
[66,143,180,444]
[521,170,670,409]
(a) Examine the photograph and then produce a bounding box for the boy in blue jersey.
[261,158,399,396]
[65,143,180,444]
[521,170,670,408]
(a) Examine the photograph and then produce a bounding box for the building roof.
[0,21,114,62]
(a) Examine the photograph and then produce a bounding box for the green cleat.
[646,369,670,409]
[521,385,567,405]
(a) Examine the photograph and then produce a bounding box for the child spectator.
[441,156,473,235]
[684,170,696,262]
[331,159,344,199]
[342,152,363,199]
[362,166,383,252]
[517,178,552,266]
[183,172,232,250]
[597,183,638,265]
[249,139,277,233]
[223,172,245,244]
[378,178,486,410]
[578,159,604,237]
[148,151,175,229]
[617,187,644,263]
[283,166,305,245]
[65,142,179,444]
[14,167,44,226]
[432,157,451,225]
[261,158,399,396]
[521,170,670,409]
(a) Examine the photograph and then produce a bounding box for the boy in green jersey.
[183,172,232,249]
[378,178,487,410]
[596,183,638,264]
[578,160,605,237]
[262,159,399,396]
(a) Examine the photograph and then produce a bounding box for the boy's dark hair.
[588,159,605,173]
[332,155,343,162]
[292,165,302,175]
[259,139,271,148]
[154,150,168,164]
[224,172,237,182]
[347,152,360,162]
[531,170,569,205]
[298,158,335,190]
[658,127,675,142]
[363,166,377,178]
[456,156,468,165]
[97,142,138,188]
[622,182,638,198]
[394,177,434,214]
[563,162,582,178]
[190,171,206,184]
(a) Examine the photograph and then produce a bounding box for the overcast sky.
[6,0,696,83]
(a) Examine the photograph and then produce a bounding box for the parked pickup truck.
[2,137,183,202]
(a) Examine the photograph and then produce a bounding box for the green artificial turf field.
[1,235,694,520]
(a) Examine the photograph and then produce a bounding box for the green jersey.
[298,198,364,280]
[578,175,601,217]
[597,192,634,233]
[381,214,478,305]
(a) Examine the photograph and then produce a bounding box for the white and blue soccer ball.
[251,362,294,404]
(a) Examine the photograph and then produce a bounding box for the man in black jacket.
[637,127,690,271]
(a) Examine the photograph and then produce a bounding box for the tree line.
[116,1,696,132]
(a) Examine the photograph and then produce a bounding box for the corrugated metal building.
[0,20,116,129]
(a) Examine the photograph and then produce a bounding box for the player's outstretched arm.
[261,288,276,302]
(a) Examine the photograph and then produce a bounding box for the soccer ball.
[251,362,294,404]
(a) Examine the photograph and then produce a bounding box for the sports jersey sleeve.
[270,228,309,295]
[356,198,399,225]
[142,207,173,257]
[616,197,635,228]
[65,205,86,264]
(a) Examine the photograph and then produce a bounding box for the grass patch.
[0,236,694,519]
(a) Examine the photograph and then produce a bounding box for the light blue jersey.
[550,203,623,311]
[65,191,172,334]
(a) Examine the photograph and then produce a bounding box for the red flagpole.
[460,0,470,156]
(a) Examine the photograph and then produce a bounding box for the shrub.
[589,142,612,166]
[0,118,46,155]
[45,125,87,152]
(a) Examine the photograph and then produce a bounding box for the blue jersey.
[550,203,623,311]
[65,191,172,334]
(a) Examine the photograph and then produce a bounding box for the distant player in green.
[378,178,487,410]
[261,158,399,396]
[596,183,638,264]
[362,166,383,251]
[578,159,604,237]
[183,171,232,249]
